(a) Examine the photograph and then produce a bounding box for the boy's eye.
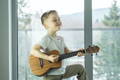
[52,18,60,22]
[53,19,57,22]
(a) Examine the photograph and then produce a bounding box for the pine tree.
[102,0,120,27]
[94,0,120,80]
[94,31,120,80]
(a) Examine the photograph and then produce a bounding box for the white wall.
[0,0,9,80]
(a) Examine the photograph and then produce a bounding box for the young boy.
[30,10,88,80]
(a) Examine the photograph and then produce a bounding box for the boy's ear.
[43,20,49,29]
[43,23,48,29]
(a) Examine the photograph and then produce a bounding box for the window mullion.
[84,0,93,80]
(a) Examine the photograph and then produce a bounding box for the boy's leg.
[43,75,62,80]
[62,64,89,80]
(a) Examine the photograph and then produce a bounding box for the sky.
[27,0,120,15]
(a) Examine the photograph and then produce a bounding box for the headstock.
[86,45,100,54]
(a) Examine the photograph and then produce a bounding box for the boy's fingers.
[77,52,84,56]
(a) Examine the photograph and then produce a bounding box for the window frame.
[10,0,93,80]
[84,0,93,80]
[9,0,18,80]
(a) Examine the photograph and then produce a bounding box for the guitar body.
[29,50,62,76]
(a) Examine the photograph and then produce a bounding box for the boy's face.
[43,13,62,32]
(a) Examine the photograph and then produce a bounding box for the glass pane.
[92,0,120,80]
[18,0,84,80]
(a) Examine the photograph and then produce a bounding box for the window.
[12,0,120,80]
[92,0,120,80]
[18,0,84,80]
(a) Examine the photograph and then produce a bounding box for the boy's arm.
[30,44,58,62]
[30,44,50,60]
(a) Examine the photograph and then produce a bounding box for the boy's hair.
[41,10,57,25]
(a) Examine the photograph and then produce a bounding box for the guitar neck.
[58,50,85,61]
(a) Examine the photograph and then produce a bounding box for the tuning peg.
[91,54,93,56]
[96,53,97,55]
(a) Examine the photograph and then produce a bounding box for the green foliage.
[95,1,120,80]
[94,30,120,80]
[18,0,32,30]
[102,0,120,27]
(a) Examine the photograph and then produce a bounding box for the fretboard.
[58,50,85,61]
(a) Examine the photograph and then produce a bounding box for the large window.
[16,0,120,80]
[92,0,120,80]
[18,0,84,80]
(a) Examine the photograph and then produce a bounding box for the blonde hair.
[41,10,57,25]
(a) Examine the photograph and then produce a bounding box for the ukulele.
[29,45,100,76]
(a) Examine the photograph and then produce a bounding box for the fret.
[58,50,85,61]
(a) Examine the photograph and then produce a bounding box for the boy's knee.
[75,64,84,70]
[75,64,86,74]
[70,64,85,73]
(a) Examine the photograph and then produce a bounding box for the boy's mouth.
[56,25,61,27]
[56,23,61,26]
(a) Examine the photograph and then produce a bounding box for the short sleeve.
[39,36,50,50]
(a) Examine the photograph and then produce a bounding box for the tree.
[94,31,120,80]
[102,0,120,27]
[18,0,32,80]
[94,0,120,80]
[18,0,32,30]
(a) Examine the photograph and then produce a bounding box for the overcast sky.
[27,0,120,15]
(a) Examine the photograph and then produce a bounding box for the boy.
[30,10,88,80]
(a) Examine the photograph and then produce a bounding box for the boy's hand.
[48,55,59,62]
[77,49,84,56]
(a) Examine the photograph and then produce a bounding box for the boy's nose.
[58,21,62,25]
[56,22,62,26]
[57,23,61,26]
